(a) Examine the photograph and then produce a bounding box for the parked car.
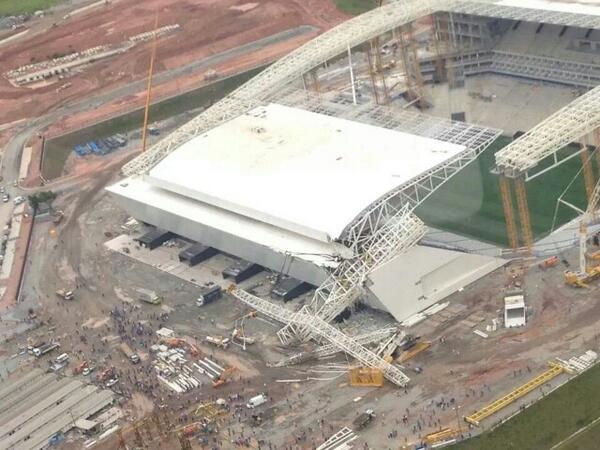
[2,194,8,203]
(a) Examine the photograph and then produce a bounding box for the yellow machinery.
[397,341,432,363]
[212,366,238,388]
[565,175,600,287]
[424,428,461,446]
[141,9,159,154]
[349,366,385,387]
[464,362,565,426]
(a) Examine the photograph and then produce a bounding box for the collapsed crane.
[228,286,411,387]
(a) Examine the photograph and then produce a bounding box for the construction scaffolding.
[366,37,390,105]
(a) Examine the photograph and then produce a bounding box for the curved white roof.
[147,104,465,243]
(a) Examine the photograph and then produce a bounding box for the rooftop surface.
[147,103,466,243]
[497,0,600,17]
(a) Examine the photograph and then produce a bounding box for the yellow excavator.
[564,176,600,287]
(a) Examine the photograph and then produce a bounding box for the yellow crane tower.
[564,176,600,287]
[141,9,159,154]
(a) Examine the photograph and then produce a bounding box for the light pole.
[452,404,463,433]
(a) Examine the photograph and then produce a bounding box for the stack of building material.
[316,427,357,450]
[153,348,202,393]
[558,350,598,374]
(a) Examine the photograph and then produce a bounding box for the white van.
[246,394,268,409]
[55,353,69,364]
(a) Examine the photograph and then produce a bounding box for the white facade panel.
[107,178,336,286]
[367,246,506,322]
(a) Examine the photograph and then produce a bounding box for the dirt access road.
[0,0,347,124]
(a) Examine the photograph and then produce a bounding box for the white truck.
[246,393,268,409]
[33,342,60,357]
[120,342,140,364]
[137,288,161,305]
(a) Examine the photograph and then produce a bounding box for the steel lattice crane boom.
[565,175,600,287]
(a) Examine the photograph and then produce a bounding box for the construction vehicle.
[397,341,432,363]
[565,176,600,287]
[55,288,74,300]
[400,334,420,352]
[212,366,237,388]
[162,337,200,357]
[33,342,60,357]
[120,342,141,364]
[162,337,187,348]
[246,393,268,409]
[137,288,161,305]
[231,311,256,350]
[197,284,222,306]
[205,336,229,349]
[538,255,559,270]
[73,361,88,375]
[98,366,115,383]
[353,409,376,430]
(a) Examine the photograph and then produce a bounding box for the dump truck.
[55,289,74,300]
[353,409,376,430]
[137,288,161,305]
[33,342,60,357]
[119,342,140,364]
[196,284,222,306]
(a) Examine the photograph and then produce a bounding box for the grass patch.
[558,418,600,450]
[0,0,63,16]
[42,67,264,179]
[334,0,378,15]
[416,136,590,246]
[450,363,600,450]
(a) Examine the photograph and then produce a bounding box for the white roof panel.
[497,0,600,17]
[147,103,466,243]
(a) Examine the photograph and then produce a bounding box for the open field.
[335,0,377,15]
[0,0,62,16]
[417,137,591,246]
[0,0,346,123]
[42,66,263,179]
[558,418,600,450]
[451,364,600,450]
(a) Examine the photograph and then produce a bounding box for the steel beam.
[230,287,410,387]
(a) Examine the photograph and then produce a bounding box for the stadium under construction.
[109,0,600,385]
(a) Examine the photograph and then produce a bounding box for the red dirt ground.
[0,0,348,124]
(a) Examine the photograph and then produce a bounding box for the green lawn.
[450,363,600,450]
[42,67,264,179]
[0,0,63,16]
[416,137,591,246]
[558,418,600,450]
[335,0,378,15]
